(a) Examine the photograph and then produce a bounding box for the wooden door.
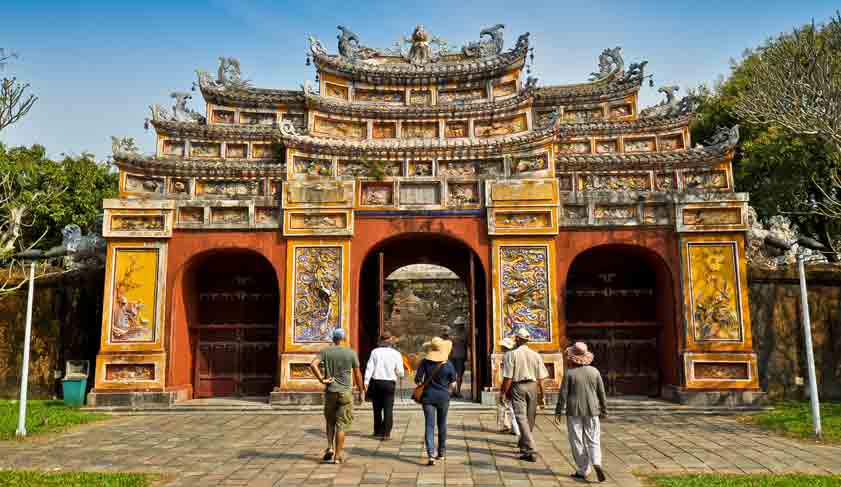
[195,325,277,397]
[468,253,478,401]
[567,325,660,397]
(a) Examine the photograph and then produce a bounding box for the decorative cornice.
[303,82,536,119]
[115,156,286,178]
[309,32,530,85]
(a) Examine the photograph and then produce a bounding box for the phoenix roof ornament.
[589,46,624,81]
[462,24,505,58]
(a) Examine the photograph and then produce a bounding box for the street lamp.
[763,235,825,439]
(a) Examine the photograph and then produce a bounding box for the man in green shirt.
[310,328,365,464]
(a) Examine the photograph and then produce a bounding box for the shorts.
[324,391,354,431]
[451,358,466,376]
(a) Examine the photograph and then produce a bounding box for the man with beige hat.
[554,341,608,482]
[500,327,549,462]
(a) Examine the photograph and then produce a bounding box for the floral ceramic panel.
[499,246,551,342]
[110,249,159,343]
[688,243,743,342]
[293,246,343,343]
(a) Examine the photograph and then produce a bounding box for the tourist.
[310,328,365,464]
[554,342,607,483]
[500,328,549,462]
[415,336,457,465]
[496,337,520,436]
[364,331,404,440]
[448,319,469,398]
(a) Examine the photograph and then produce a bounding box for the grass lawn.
[745,401,841,443]
[644,474,841,487]
[0,400,110,441]
[0,471,158,487]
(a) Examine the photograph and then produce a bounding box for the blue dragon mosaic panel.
[293,246,342,343]
[500,246,551,342]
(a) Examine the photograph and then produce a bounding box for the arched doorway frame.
[165,238,285,399]
[559,242,683,394]
[352,221,491,400]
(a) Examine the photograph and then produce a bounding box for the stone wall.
[383,266,469,364]
[0,270,104,399]
[749,264,841,400]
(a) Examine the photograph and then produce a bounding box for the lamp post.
[763,235,824,438]
[15,261,36,437]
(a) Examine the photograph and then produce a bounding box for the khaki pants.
[511,381,538,454]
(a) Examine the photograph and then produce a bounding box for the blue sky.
[2,0,838,159]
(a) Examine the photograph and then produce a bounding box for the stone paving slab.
[1,411,839,486]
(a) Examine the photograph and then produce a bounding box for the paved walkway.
[1,411,840,486]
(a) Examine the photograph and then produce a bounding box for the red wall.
[162,222,684,396]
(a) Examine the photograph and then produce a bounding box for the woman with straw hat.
[496,337,520,436]
[415,336,457,465]
[554,342,608,483]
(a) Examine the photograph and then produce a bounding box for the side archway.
[564,244,678,396]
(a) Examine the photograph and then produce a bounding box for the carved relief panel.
[564,107,603,121]
[686,242,744,343]
[438,86,486,104]
[683,170,730,191]
[284,209,353,236]
[609,103,632,118]
[557,141,591,154]
[493,80,517,98]
[283,180,355,209]
[683,352,759,390]
[355,88,405,103]
[210,207,249,226]
[399,181,441,206]
[659,134,685,151]
[511,153,549,175]
[488,207,558,235]
[594,205,636,223]
[445,121,468,138]
[359,182,395,207]
[240,112,276,125]
[623,138,655,153]
[372,122,397,139]
[595,139,618,153]
[293,157,334,178]
[225,144,247,159]
[407,160,433,176]
[324,82,349,100]
[492,242,558,351]
[123,174,165,195]
[251,143,273,159]
[579,173,651,192]
[162,140,185,157]
[197,179,262,198]
[285,242,350,352]
[191,142,222,158]
[409,90,432,105]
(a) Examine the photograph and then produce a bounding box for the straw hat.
[422,337,450,362]
[565,342,594,365]
[498,337,516,350]
[514,328,531,341]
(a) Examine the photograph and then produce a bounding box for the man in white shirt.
[364,331,405,440]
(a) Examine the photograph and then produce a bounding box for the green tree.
[0,143,118,263]
[692,18,841,260]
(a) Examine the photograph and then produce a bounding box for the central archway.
[358,233,488,402]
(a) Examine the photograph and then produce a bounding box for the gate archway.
[184,249,280,398]
[565,244,676,397]
[358,233,488,401]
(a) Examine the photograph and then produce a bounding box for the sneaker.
[570,472,587,480]
[322,449,334,462]
[594,465,606,482]
[436,452,446,460]
[427,457,436,466]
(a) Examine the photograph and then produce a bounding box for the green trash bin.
[62,377,87,406]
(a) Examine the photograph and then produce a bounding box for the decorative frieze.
[683,352,759,390]
[197,179,262,198]
[402,122,439,138]
[682,207,742,226]
[408,160,433,176]
[372,122,396,139]
[359,182,395,207]
[693,361,749,380]
[683,169,729,191]
[284,209,353,236]
[445,121,468,138]
[355,88,404,103]
[655,172,676,191]
[580,173,651,192]
[111,215,165,232]
[124,174,165,195]
[105,363,155,381]
[594,205,636,223]
[557,141,591,154]
[210,207,249,225]
[439,160,478,177]
[399,181,441,205]
[313,116,365,139]
[439,86,485,104]
[446,181,481,208]
[474,113,527,137]
[564,107,603,121]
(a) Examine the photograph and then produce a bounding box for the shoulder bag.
[412,362,446,404]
